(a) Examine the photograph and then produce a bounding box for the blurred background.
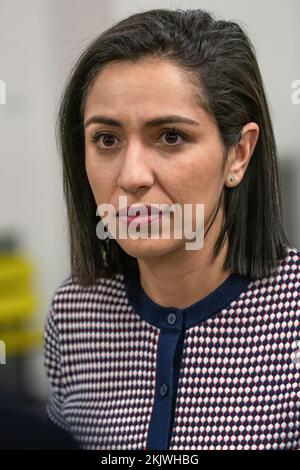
[0,0,299,426]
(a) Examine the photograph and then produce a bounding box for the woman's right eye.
[90,132,119,150]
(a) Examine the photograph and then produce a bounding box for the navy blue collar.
[124,271,252,331]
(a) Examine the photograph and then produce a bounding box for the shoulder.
[277,245,300,273]
[47,272,127,324]
[252,245,300,289]
[240,245,300,317]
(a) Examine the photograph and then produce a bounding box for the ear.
[224,122,260,187]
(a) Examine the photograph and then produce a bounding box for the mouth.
[119,213,162,227]
[116,204,165,218]
[116,204,169,228]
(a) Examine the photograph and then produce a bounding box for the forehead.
[84,58,208,121]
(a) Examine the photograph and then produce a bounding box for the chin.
[116,237,183,259]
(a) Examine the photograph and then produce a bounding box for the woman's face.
[84,58,231,259]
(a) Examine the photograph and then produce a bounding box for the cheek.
[85,153,115,204]
[85,154,110,201]
[163,150,224,204]
[167,157,214,189]
[85,155,98,191]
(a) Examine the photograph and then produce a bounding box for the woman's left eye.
[160,128,186,146]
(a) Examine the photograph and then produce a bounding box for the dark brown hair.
[57,7,291,287]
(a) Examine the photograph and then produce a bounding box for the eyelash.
[89,126,187,151]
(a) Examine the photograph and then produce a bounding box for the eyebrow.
[84,114,200,129]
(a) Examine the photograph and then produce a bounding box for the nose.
[117,139,155,194]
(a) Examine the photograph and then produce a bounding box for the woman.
[44,8,300,450]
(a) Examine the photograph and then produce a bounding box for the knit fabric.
[44,246,300,450]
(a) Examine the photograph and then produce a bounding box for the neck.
[137,204,232,309]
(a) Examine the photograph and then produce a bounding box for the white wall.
[0,0,70,306]
[0,0,70,399]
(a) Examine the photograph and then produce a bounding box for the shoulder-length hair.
[57,7,291,287]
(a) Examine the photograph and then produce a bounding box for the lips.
[117,204,163,217]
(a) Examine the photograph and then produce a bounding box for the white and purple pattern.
[44,246,300,449]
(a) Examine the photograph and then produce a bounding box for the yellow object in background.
[0,251,43,357]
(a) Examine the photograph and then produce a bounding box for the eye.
[89,131,119,149]
[159,127,186,146]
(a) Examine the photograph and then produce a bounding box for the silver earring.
[228,175,236,183]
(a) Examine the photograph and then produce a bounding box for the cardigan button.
[160,383,169,397]
[167,312,176,325]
